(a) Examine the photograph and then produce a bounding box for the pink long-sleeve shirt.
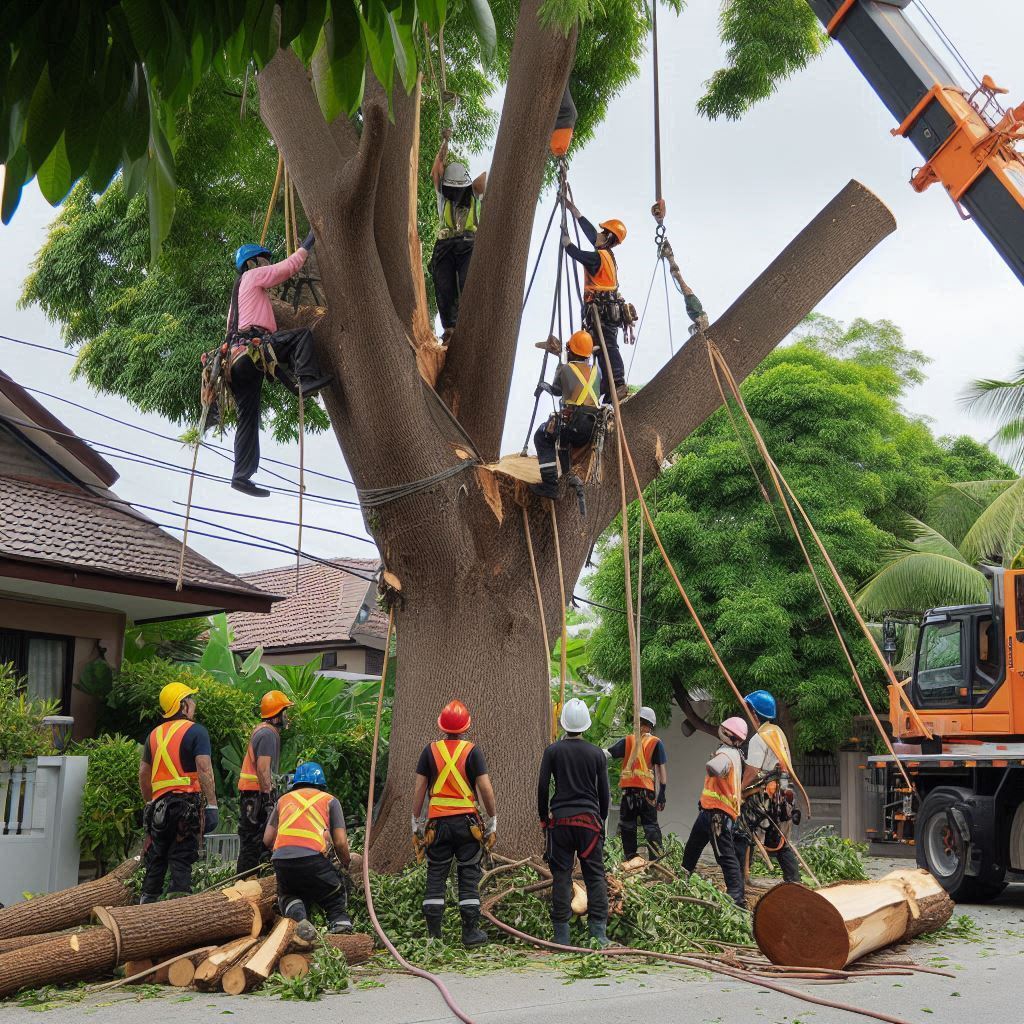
[230,248,308,333]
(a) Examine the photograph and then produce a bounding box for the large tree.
[12,3,889,866]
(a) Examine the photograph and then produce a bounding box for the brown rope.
[260,153,284,248]
[522,506,556,741]
[548,499,569,714]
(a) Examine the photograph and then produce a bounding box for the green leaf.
[250,0,279,66]
[121,0,167,60]
[121,152,147,200]
[1,145,30,224]
[240,646,264,675]
[465,0,496,62]
[961,476,1024,566]
[293,0,329,62]
[314,11,366,121]
[385,9,416,93]
[36,132,74,205]
[855,552,989,617]
[86,107,122,194]
[24,66,65,170]
[122,64,150,160]
[146,120,176,264]
[360,0,395,98]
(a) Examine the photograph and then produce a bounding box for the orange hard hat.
[567,330,594,358]
[260,689,294,719]
[599,219,626,245]
[438,699,471,734]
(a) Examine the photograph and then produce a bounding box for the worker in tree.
[529,329,601,501]
[236,689,294,876]
[606,706,667,861]
[681,716,749,909]
[561,199,631,402]
[430,129,486,340]
[263,761,353,934]
[735,690,801,883]
[227,235,333,497]
[138,683,219,902]
[538,698,611,947]
[550,83,577,157]
[412,699,497,946]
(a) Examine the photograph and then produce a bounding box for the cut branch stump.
[193,936,260,990]
[278,953,310,980]
[0,927,118,997]
[222,917,296,994]
[165,950,211,987]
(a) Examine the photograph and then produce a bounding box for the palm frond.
[961,476,1024,565]
[961,363,1024,418]
[903,515,969,561]
[926,479,1012,546]
[854,551,989,617]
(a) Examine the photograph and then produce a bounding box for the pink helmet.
[720,716,749,744]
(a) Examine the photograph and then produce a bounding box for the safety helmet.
[598,219,626,245]
[160,682,198,719]
[639,706,657,728]
[234,243,272,272]
[292,762,327,789]
[260,689,294,720]
[442,162,472,188]
[438,699,471,734]
[559,698,592,733]
[744,689,777,721]
[567,330,594,358]
[719,716,749,745]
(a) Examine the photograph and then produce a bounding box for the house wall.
[259,645,378,674]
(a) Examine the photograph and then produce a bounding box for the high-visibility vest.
[562,362,600,409]
[238,724,277,792]
[273,788,334,854]
[439,194,481,238]
[699,746,742,820]
[427,740,477,818]
[149,720,201,797]
[584,249,618,298]
[757,723,793,775]
[620,733,659,792]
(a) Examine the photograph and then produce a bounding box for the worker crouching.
[607,706,667,860]
[263,761,353,934]
[681,716,748,909]
[412,700,497,946]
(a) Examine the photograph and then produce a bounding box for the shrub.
[0,662,58,763]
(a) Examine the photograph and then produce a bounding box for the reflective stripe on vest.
[238,723,275,792]
[565,363,600,408]
[440,195,480,236]
[620,733,659,791]
[584,249,618,296]
[699,747,742,819]
[428,740,476,818]
[150,720,200,796]
[274,789,333,853]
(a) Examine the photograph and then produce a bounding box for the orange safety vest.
[584,249,618,298]
[149,720,201,797]
[273,788,333,854]
[238,723,277,792]
[620,733,659,792]
[427,739,477,819]
[699,746,742,820]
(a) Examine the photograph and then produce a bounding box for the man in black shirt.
[537,698,611,947]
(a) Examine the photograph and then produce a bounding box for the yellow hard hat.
[599,219,627,245]
[568,330,594,358]
[160,682,199,718]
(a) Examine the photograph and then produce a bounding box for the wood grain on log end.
[754,883,851,969]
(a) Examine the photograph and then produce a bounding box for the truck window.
[972,615,1001,703]
[915,620,966,708]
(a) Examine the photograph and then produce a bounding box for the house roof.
[228,557,386,652]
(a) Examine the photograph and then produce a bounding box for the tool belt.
[561,405,599,431]
[241,790,276,826]
[229,329,279,379]
[622,789,657,814]
[148,792,202,841]
[552,813,603,859]
[584,295,638,342]
[412,819,438,863]
[468,815,496,852]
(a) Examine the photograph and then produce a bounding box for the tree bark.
[0,928,118,998]
[320,932,375,965]
[0,927,98,955]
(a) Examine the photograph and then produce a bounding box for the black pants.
[682,807,745,908]
[229,327,322,483]
[548,817,608,925]
[274,854,348,923]
[431,237,475,330]
[734,822,801,883]
[141,794,201,898]
[534,412,597,486]
[584,308,625,398]
[422,815,483,923]
[236,792,273,875]
[619,790,663,860]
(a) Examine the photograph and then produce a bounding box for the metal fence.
[0,762,36,836]
[791,753,840,789]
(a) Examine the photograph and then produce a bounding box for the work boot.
[328,913,353,934]
[587,918,610,948]
[138,893,160,905]
[296,373,334,397]
[425,914,444,940]
[615,383,629,402]
[231,478,271,498]
[281,897,309,923]
[460,911,489,948]
[552,921,571,946]
[528,480,560,500]
[294,919,318,944]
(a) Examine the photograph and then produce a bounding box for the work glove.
[484,815,497,838]
[301,230,316,251]
[203,806,220,834]
[783,789,795,805]
[412,814,426,836]
[561,229,571,248]
[656,784,666,813]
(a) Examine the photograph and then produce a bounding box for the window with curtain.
[0,630,71,709]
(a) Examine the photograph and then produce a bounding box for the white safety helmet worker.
[442,162,472,188]
[560,698,592,733]
[639,706,657,728]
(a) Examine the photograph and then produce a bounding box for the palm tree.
[963,359,1024,470]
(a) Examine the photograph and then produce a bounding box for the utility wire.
[172,501,375,545]
[0,333,75,356]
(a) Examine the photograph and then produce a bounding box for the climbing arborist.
[430,129,486,340]
[735,689,801,884]
[606,706,667,861]
[681,716,748,909]
[226,235,333,497]
[561,199,633,402]
[550,83,577,158]
[236,688,294,876]
[412,699,497,946]
[138,683,219,902]
[538,698,611,947]
[529,329,601,502]
[263,760,353,934]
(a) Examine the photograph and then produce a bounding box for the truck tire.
[916,787,1007,903]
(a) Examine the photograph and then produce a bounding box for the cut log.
[220,963,249,995]
[0,926,98,955]
[754,868,953,969]
[321,932,374,966]
[0,858,139,940]
[193,936,260,991]
[230,916,296,992]
[122,959,153,983]
[165,950,211,987]
[278,953,310,980]
[0,928,118,997]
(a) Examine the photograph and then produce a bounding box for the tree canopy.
[585,317,1007,752]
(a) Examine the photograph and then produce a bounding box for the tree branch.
[437,0,576,456]
[671,680,719,738]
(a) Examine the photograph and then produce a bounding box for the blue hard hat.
[744,690,777,721]
[234,243,272,272]
[292,761,327,788]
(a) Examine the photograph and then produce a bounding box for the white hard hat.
[442,161,472,188]
[639,706,657,728]
[560,698,592,733]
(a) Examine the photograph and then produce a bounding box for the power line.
[0,333,75,357]
[172,501,375,546]
[572,593,686,630]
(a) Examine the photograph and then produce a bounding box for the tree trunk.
[0,927,98,955]
[320,932,375,965]
[753,868,953,969]
[0,928,118,997]
[0,858,138,939]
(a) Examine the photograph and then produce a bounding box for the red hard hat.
[438,699,471,734]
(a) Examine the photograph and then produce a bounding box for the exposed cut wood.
[0,927,118,997]
[754,868,953,969]
[165,950,211,987]
[0,926,98,955]
[220,963,249,995]
[487,454,542,484]
[570,881,588,916]
[278,953,311,980]
[193,936,260,990]
[122,959,153,983]
[224,916,296,993]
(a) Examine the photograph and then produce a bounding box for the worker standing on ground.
[681,716,748,909]
[606,706,667,861]
[263,761,353,934]
[236,689,294,876]
[412,699,497,946]
[561,198,631,401]
[430,130,487,341]
[529,329,601,500]
[138,683,219,902]
[736,690,801,883]
[226,234,333,497]
[538,698,612,947]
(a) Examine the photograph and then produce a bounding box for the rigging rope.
[522,506,557,740]
[549,498,569,723]
[260,154,284,248]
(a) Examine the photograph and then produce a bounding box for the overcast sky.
[1,0,1021,579]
